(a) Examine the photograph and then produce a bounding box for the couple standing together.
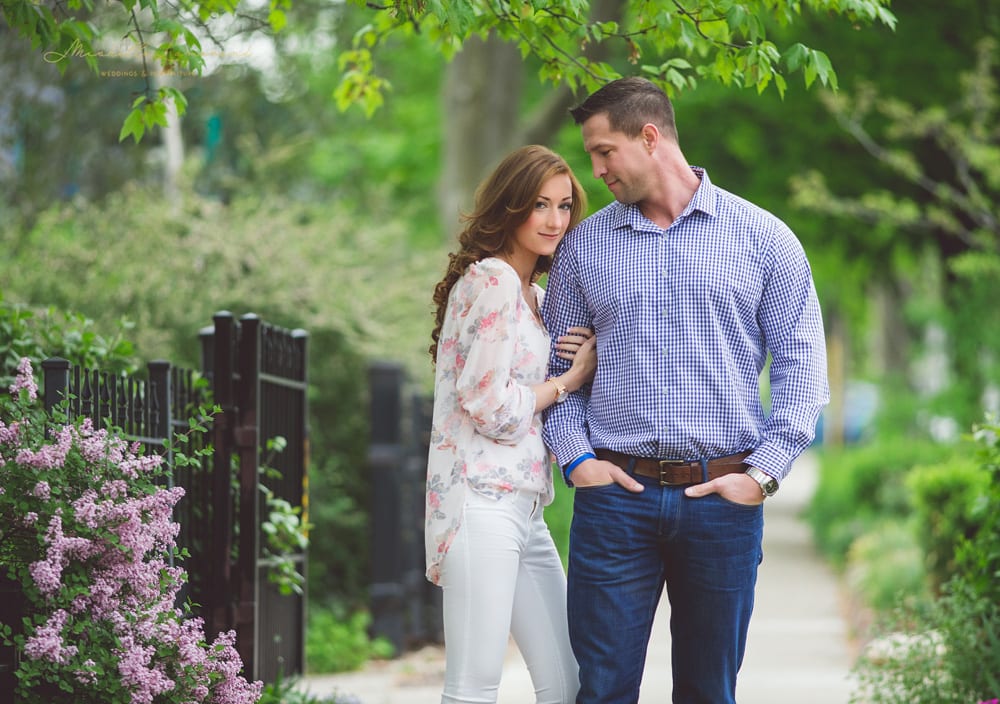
[425,77,830,704]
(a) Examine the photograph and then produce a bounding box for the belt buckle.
[657,459,687,486]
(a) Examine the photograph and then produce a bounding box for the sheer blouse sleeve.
[451,262,536,444]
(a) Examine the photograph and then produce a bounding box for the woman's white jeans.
[439,489,579,704]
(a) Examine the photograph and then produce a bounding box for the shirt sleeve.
[452,264,537,444]
[540,240,595,467]
[747,225,830,479]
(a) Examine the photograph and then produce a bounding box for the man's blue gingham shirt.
[541,168,830,483]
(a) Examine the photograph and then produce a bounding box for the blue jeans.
[567,473,764,704]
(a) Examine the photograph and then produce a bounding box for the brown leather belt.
[595,448,752,486]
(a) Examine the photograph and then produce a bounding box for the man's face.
[580,113,651,204]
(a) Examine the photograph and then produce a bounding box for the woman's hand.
[555,327,596,386]
[554,326,594,360]
[535,327,596,412]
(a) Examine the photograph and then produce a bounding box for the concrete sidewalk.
[298,451,856,703]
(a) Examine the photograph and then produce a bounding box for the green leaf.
[118,106,146,144]
[268,8,287,32]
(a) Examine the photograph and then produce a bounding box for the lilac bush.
[0,357,262,703]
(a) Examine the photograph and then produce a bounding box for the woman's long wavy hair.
[429,145,586,364]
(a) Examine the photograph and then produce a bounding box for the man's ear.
[640,123,660,153]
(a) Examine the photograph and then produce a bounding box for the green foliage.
[338,0,895,109]
[1,184,440,606]
[788,36,1000,425]
[954,417,1000,606]
[1,184,440,379]
[3,0,896,140]
[850,416,1000,704]
[259,669,361,704]
[544,472,574,570]
[807,435,954,568]
[260,437,312,597]
[0,295,139,387]
[852,586,1000,704]
[0,360,259,703]
[305,605,394,674]
[907,455,989,594]
[844,521,927,614]
[0,0,278,142]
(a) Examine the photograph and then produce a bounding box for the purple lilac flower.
[10,357,38,400]
[14,424,72,470]
[0,419,20,445]
[23,609,78,664]
[32,480,51,499]
[8,361,263,702]
[116,634,176,704]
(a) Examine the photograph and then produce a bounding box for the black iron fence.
[0,311,307,698]
[367,361,442,653]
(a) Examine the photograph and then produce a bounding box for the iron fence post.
[368,361,406,653]
[41,357,70,415]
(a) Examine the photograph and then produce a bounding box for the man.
[541,76,830,704]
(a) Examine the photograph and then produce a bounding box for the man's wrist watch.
[745,467,779,498]
[548,378,569,403]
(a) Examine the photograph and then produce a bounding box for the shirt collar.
[608,166,716,233]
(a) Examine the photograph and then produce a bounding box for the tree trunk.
[438,0,626,238]
[438,33,522,236]
[153,72,184,202]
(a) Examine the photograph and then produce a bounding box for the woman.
[426,145,595,704]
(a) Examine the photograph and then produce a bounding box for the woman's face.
[509,173,575,264]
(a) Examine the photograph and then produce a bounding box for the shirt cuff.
[563,452,596,486]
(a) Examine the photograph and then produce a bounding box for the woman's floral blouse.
[425,257,553,585]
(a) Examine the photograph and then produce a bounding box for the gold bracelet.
[548,378,568,403]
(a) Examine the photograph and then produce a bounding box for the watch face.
[748,467,779,496]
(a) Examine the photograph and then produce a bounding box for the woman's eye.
[559,203,572,211]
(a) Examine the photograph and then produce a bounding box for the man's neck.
[638,154,701,229]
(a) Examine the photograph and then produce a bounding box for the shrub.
[907,455,988,593]
[850,416,1000,704]
[955,417,1000,606]
[808,435,954,567]
[0,296,138,387]
[851,580,1000,704]
[844,521,927,614]
[1,187,444,607]
[305,605,394,674]
[0,358,261,703]
[258,669,361,704]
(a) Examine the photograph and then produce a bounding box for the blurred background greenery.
[2,0,999,699]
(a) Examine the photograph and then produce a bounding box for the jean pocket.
[573,480,617,492]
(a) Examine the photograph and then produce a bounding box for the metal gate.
[200,312,309,684]
[24,311,308,689]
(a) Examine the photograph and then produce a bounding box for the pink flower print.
[479,310,499,333]
[477,369,496,392]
